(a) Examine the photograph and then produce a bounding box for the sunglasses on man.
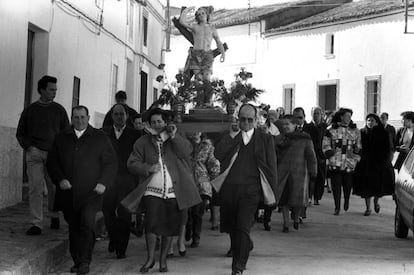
[239,117,255,123]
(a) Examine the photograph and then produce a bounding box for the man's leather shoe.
[190,241,199,248]
[333,209,340,216]
[70,264,79,273]
[185,228,192,242]
[26,225,42,235]
[264,222,271,231]
[282,226,289,233]
[116,252,126,259]
[231,270,243,275]
[108,242,115,253]
[293,221,299,230]
[159,266,168,272]
[76,263,89,274]
[50,217,60,229]
[344,201,349,211]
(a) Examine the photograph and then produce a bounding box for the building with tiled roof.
[260,0,414,125]
[165,0,351,95]
[265,0,414,34]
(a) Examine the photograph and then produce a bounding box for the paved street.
[53,193,414,275]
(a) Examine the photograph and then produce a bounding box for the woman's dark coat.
[274,131,317,207]
[353,126,395,197]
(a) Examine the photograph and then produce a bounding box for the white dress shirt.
[113,125,126,140]
[242,128,255,145]
[74,128,86,139]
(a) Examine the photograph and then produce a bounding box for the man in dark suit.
[380,112,396,152]
[47,106,117,275]
[394,111,414,171]
[102,91,139,128]
[215,103,277,275]
[102,103,142,259]
[305,107,327,205]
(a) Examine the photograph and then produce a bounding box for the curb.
[0,238,68,275]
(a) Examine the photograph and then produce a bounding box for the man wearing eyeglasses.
[215,103,277,275]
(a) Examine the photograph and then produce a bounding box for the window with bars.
[325,34,335,56]
[143,15,148,47]
[365,76,381,115]
[72,76,80,108]
[283,84,295,114]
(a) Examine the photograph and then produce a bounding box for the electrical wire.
[56,0,159,68]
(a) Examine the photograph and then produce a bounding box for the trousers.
[26,147,58,227]
[331,171,353,210]
[63,202,99,265]
[220,183,261,272]
[187,200,206,243]
[102,174,135,255]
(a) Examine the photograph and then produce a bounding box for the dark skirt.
[143,196,182,236]
[353,159,395,198]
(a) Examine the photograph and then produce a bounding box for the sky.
[162,0,297,9]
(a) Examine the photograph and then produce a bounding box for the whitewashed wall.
[0,0,165,208]
[263,12,414,122]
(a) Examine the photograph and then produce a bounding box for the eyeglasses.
[239,117,254,123]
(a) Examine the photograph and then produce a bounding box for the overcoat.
[46,125,118,211]
[353,126,395,197]
[102,126,142,199]
[214,130,277,205]
[274,132,317,207]
[126,133,201,210]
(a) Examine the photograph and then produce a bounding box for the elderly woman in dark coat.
[353,114,395,216]
[275,115,317,232]
[127,108,201,273]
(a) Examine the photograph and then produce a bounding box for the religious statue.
[175,6,227,107]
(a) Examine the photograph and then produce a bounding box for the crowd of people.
[16,75,414,275]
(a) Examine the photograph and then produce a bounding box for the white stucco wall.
[0,0,165,208]
[263,12,414,122]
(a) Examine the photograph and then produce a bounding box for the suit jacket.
[102,126,142,176]
[302,121,327,161]
[214,129,277,204]
[385,124,396,151]
[394,127,414,170]
[47,125,118,211]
